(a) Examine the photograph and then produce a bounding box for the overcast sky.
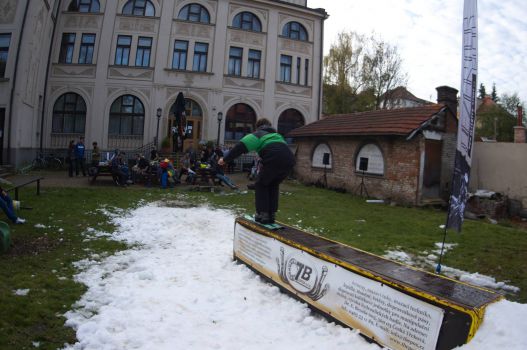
[307,0,527,105]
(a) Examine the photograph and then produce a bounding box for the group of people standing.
[67,136,89,177]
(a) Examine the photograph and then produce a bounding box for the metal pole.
[155,117,160,147]
[216,119,221,147]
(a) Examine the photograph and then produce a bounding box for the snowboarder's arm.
[222,141,248,163]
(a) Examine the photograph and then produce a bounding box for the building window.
[59,33,76,64]
[178,4,210,24]
[52,93,86,133]
[247,49,261,79]
[280,55,292,83]
[228,47,242,76]
[109,95,144,136]
[172,40,188,70]
[225,103,256,141]
[68,0,100,13]
[355,143,385,175]
[78,33,95,64]
[304,58,309,86]
[312,143,332,169]
[282,21,308,41]
[135,37,152,67]
[192,42,208,72]
[0,34,11,77]
[115,35,132,66]
[232,12,261,32]
[122,0,155,17]
[296,57,301,84]
[278,108,304,143]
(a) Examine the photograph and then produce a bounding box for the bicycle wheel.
[49,158,63,170]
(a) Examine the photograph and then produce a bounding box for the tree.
[500,92,524,116]
[478,83,486,99]
[362,36,408,109]
[476,105,515,141]
[491,83,499,102]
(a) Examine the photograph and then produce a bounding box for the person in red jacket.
[219,118,295,224]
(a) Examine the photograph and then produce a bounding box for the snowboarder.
[218,118,295,224]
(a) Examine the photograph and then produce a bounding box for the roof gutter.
[7,0,31,164]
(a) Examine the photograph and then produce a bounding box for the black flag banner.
[447,0,478,232]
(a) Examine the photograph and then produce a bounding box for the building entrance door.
[422,139,442,198]
[168,99,203,152]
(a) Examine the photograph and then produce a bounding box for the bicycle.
[31,152,63,170]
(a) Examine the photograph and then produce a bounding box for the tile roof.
[288,104,445,138]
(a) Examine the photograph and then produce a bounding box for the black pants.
[75,158,86,176]
[254,144,295,215]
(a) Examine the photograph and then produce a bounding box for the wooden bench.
[89,165,119,185]
[5,176,44,200]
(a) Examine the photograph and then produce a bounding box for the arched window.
[312,143,332,169]
[52,93,86,133]
[68,0,100,13]
[225,103,256,141]
[178,4,210,24]
[282,21,308,41]
[109,95,145,135]
[232,12,261,32]
[122,0,155,17]
[355,143,384,175]
[278,108,304,143]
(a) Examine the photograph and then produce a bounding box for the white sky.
[15,201,523,350]
[307,0,527,104]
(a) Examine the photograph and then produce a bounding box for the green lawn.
[0,182,526,349]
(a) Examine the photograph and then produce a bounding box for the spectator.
[67,140,75,177]
[210,158,237,190]
[111,152,127,187]
[75,136,87,176]
[150,148,159,162]
[91,141,100,167]
[131,153,149,183]
[0,187,25,224]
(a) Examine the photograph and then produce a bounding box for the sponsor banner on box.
[234,224,444,350]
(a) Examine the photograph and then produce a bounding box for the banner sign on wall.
[234,223,445,350]
[447,0,478,232]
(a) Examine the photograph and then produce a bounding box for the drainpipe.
[317,11,328,121]
[40,0,62,152]
[7,0,31,164]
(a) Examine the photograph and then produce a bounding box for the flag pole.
[436,0,478,273]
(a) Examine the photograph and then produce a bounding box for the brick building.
[289,86,459,205]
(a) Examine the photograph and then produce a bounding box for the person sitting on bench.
[0,187,25,224]
[111,152,128,187]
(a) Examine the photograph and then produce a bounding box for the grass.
[0,181,526,349]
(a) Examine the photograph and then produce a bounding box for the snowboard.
[243,215,283,230]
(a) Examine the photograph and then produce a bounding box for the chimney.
[514,105,526,143]
[436,86,458,117]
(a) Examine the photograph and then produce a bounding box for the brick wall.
[294,136,422,204]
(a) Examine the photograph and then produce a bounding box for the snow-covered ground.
[56,201,526,350]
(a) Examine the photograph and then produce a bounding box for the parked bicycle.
[32,152,63,170]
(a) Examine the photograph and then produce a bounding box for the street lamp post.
[216,112,223,147]
[155,107,162,148]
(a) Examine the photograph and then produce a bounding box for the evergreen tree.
[478,83,486,99]
[491,83,499,102]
